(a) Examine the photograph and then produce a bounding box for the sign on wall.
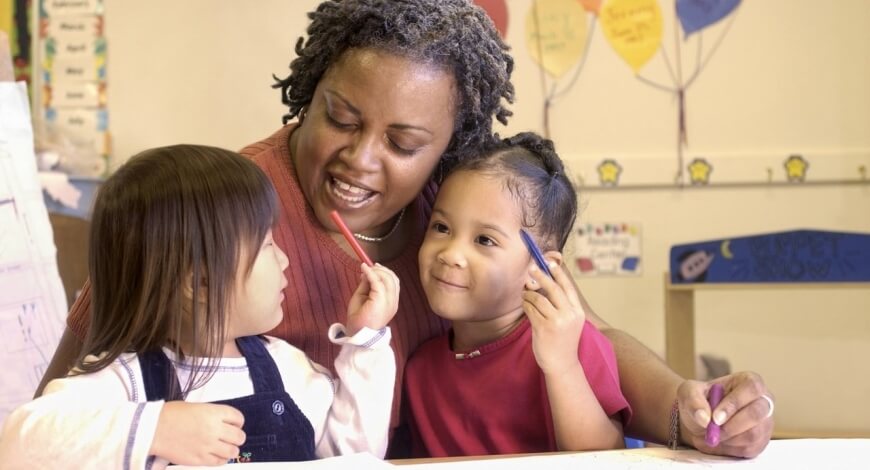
[573,222,642,276]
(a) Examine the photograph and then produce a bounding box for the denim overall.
[140,336,317,463]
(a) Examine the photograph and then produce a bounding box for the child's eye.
[475,235,496,247]
[430,222,449,234]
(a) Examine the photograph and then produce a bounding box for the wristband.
[668,398,681,450]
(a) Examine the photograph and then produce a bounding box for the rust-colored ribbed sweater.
[67,124,449,430]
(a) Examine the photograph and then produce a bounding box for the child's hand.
[522,262,586,375]
[346,263,400,336]
[151,401,246,465]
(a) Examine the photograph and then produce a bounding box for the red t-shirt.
[67,124,449,431]
[404,318,631,457]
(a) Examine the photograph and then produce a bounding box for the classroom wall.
[97,0,869,434]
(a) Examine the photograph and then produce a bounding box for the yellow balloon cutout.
[526,0,588,79]
[600,0,663,74]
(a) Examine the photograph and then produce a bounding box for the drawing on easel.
[0,82,67,426]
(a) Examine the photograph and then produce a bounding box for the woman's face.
[291,48,457,236]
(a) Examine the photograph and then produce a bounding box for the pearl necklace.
[353,208,406,243]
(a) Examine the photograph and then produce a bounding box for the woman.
[39,0,773,459]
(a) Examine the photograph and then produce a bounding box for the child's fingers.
[215,404,245,428]
[372,264,399,297]
[528,265,569,311]
[220,425,246,447]
[360,263,381,295]
[522,290,556,321]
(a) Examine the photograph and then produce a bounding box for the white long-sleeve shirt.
[0,324,394,470]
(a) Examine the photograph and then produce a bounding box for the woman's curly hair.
[273,0,514,171]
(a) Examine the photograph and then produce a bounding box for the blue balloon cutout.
[676,0,741,37]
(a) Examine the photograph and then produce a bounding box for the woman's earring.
[298,106,308,124]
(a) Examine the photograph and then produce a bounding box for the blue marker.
[520,229,553,278]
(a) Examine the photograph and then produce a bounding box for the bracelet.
[668,398,680,450]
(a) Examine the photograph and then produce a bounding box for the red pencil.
[330,210,374,267]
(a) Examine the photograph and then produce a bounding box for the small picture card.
[573,223,642,276]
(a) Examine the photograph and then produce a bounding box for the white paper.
[172,452,393,470]
[395,439,870,469]
[0,82,68,427]
[168,439,870,469]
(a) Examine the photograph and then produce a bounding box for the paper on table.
[395,439,870,469]
[171,452,393,470]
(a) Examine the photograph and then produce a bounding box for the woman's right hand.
[151,401,246,465]
[346,263,400,336]
[677,372,774,458]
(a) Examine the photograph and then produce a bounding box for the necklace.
[353,208,406,243]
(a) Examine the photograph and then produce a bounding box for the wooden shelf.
[663,274,870,380]
[667,281,870,291]
[663,274,870,440]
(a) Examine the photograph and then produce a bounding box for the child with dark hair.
[405,132,631,457]
[0,145,399,468]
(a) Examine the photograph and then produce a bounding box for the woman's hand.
[678,372,774,458]
[522,262,586,375]
[346,263,400,336]
[151,401,246,465]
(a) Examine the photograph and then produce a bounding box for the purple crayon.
[705,383,725,447]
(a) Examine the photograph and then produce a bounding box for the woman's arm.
[36,279,92,397]
[568,267,773,457]
[601,327,682,443]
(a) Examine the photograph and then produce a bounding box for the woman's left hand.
[678,372,775,458]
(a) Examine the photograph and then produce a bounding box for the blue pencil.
[520,229,553,278]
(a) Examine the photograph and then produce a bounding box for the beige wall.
[98,1,869,434]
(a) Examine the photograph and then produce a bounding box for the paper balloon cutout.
[676,0,741,37]
[474,0,509,39]
[526,0,588,79]
[579,0,601,14]
[601,0,663,73]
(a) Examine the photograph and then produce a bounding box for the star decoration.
[784,155,809,182]
[597,159,622,186]
[687,158,713,185]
